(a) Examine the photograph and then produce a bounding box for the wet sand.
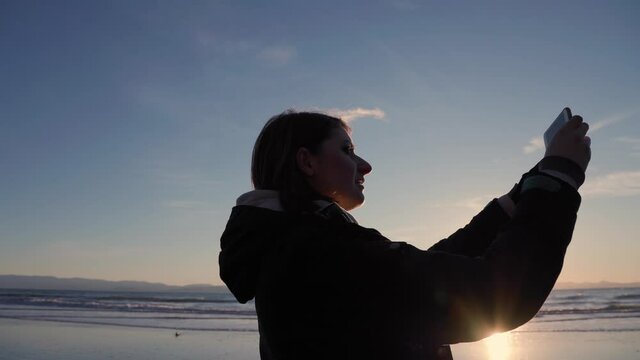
[452,329,640,360]
[1,318,639,359]
[0,318,259,360]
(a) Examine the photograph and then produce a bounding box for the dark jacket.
[219,185,581,359]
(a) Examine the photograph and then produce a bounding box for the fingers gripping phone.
[544,107,572,148]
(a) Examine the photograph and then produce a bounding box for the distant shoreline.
[554,281,640,290]
[0,275,228,293]
[1,274,639,292]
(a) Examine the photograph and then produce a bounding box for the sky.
[1,0,639,286]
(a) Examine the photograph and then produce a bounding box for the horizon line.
[2,274,640,290]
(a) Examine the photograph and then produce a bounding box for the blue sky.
[1,0,639,285]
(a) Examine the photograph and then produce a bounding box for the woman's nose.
[357,156,372,175]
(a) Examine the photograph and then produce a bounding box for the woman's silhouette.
[220,110,591,359]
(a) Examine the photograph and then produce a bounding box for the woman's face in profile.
[304,127,373,211]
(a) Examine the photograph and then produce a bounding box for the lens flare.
[483,331,511,360]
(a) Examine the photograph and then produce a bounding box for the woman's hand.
[545,115,591,172]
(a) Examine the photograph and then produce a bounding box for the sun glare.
[483,331,511,360]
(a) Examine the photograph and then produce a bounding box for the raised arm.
[426,195,513,257]
[329,181,580,348]
[326,112,591,347]
[427,113,590,258]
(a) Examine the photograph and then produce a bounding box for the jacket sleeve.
[428,164,543,257]
[427,199,511,257]
[331,185,580,346]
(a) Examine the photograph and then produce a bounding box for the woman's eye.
[343,146,355,154]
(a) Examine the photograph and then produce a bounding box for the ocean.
[1,287,639,359]
[2,287,639,333]
[0,289,257,333]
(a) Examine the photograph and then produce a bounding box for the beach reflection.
[483,331,511,360]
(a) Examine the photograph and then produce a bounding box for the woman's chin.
[340,195,365,211]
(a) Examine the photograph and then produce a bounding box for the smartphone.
[544,107,572,148]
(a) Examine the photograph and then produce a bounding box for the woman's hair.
[251,110,350,213]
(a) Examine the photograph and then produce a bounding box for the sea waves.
[0,290,254,315]
[1,288,639,333]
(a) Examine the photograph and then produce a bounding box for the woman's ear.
[296,147,315,177]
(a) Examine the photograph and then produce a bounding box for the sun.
[483,331,512,360]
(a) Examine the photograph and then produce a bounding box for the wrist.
[520,174,563,194]
[509,159,579,205]
[538,169,578,189]
[538,156,585,188]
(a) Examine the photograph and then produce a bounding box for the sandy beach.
[0,318,259,360]
[1,318,639,360]
[452,329,640,360]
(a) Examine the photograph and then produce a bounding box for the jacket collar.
[236,190,283,211]
[235,190,357,224]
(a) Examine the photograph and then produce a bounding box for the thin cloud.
[522,110,637,155]
[441,170,640,205]
[581,171,640,198]
[431,194,494,212]
[385,225,428,243]
[326,107,387,123]
[590,112,634,132]
[257,45,297,66]
[523,137,544,155]
[454,195,494,212]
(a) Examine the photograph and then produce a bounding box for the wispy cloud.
[385,225,428,243]
[257,45,297,66]
[523,110,637,155]
[453,195,494,212]
[581,171,640,198]
[325,107,387,123]
[431,194,494,212]
[523,137,544,155]
[439,171,640,202]
[590,112,634,132]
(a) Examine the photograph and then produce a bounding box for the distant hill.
[555,281,640,290]
[1,275,638,292]
[0,275,230,293]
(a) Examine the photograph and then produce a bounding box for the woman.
[219,110,591,359]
